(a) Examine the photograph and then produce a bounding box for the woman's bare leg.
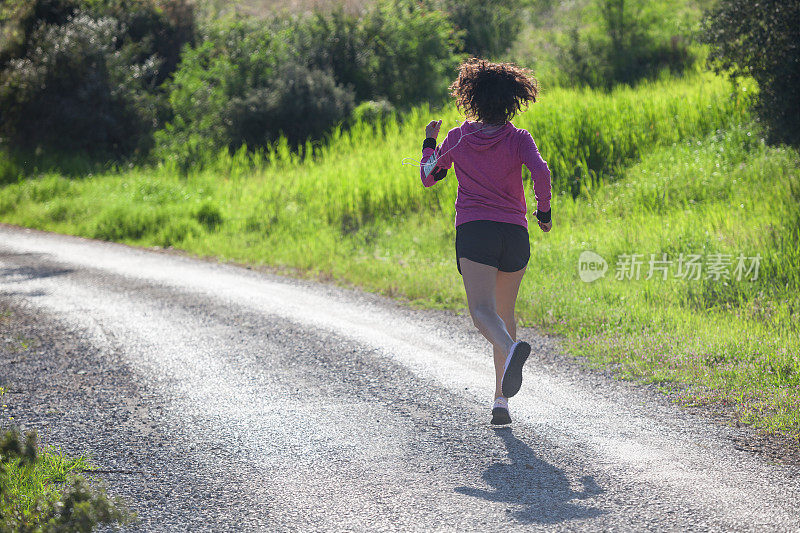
[459,258,515,359]
[493,266,527,399]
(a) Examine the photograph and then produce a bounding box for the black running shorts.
[455,220,530,275]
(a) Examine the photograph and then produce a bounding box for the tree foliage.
[0,0,521,167]
[435,0,524,58]
[703,0,800,146]
[156,0,462,166]
[0,0,194,156]
[565,0,695,87]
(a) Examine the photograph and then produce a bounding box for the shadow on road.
[455,428,604,524]
[0,252,73,283]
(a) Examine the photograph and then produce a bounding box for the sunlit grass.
[0,74,747,245]
[2,445,93,518]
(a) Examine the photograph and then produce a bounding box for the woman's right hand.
[425,120,442,139]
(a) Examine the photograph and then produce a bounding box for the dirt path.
[1,225,798,531]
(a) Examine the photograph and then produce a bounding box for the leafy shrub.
[434,0,524,58]
[350,99,396,126]
[564,0,696,88]
[288,7,373,102]
[0,0,80,67]
[702,0,800,147]
[357,0,461,106]
[157,1,460,168]
[1,0,461,166]
[153,17,322,163]
[291,1,461,105]
[0,0,195,157]
[195,201,222,229]
[1,14,143,154]
[0,152,20,185]
[224,63,355,149]
[82,0,195,87]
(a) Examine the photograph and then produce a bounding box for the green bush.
[157,1,461,168]
[702,0,800,147]
[0,151,20,185]
[563,0,697,88]
[81,0,195,88]
[288,7,373,102]
[1,0,461,167]
[224,63,355,149]
[195,201,222,230]
[0,0,79,67]
[153,17,317,164]
[0,0,195,157]
[288,2,461,106]
[350,99,396,126]
[1,14,143,154]
[434,0,524,58]
[356,0,461,106]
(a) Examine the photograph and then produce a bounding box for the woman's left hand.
[425,120,442,139]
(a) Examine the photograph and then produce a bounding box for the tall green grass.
[0,74,747,249]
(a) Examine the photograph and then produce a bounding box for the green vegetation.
[556,127,799,434]
[0,0,195,157]
[509,0,711,87]
[0,318,133,531]
[0,424,133,532]
[1,0,508,165]
[703,0,800,147]
[154,1,461,167]
[0,74,746,245]
[2,0,710,169]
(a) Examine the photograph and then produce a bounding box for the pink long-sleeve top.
[420,121,551,229]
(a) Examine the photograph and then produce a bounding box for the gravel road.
[1,224,798,532]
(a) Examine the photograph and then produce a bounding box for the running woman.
[419,59,552,425]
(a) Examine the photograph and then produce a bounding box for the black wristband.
[536,209,551,224]
[423,137,436,150]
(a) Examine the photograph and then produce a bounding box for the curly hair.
[449,58,539,125]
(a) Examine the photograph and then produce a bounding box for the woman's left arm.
[420,120,450,187]
[519,130,552,231]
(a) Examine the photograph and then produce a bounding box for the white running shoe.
[501,340,531,398]
[491,396,511,425]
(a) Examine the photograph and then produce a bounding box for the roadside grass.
[2,74,799,436]
[2,440,91,518]
[275,124,799,436]
[311,125,800,436]
[550,128,800,434]
[0,427,133,531]
[0,316,134,530]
